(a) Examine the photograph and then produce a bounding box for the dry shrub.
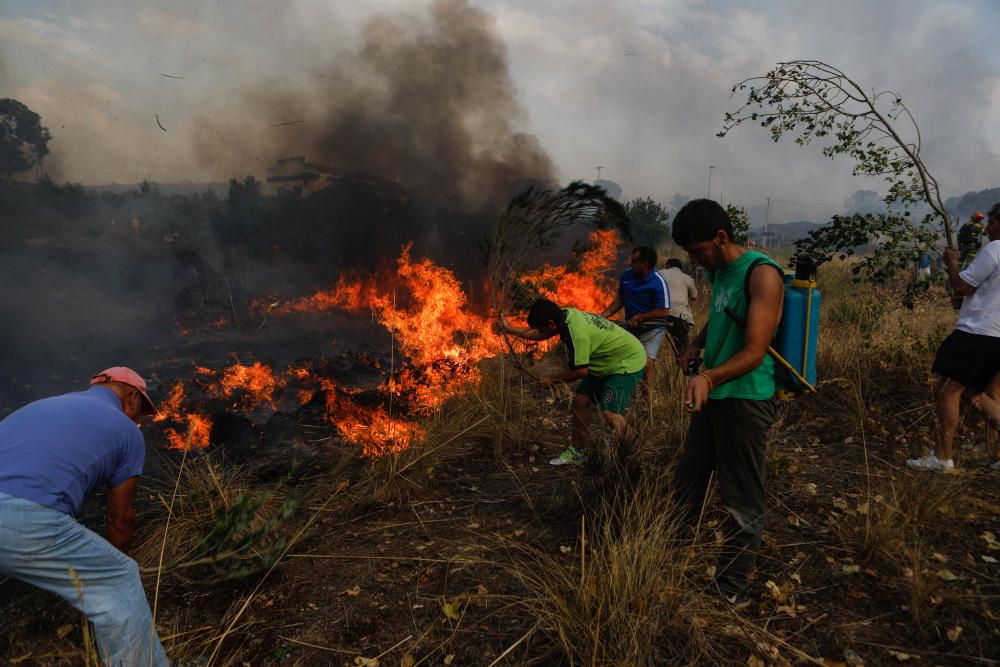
[839,471,963,567]
[133,451,299,583]
[505,476,751,666]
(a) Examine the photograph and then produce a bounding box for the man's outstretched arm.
[498,314,552,341]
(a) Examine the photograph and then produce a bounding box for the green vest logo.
[713,285,736,313]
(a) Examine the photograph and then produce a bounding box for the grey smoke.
[194,0,555,213]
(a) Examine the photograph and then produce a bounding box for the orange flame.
[161,229,623,455]
[521,228,620,314]
[153,382,212,450]
[199,361,286,411]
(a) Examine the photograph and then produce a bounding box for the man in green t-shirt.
[500,298,647,465]
[671,199,785,603]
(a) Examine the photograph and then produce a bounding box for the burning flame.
[153,382,211,449]
[521,228,619,314]
[158,230,622,455]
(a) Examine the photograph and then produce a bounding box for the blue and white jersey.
[618,268,671,329]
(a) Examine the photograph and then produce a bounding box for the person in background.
[658,258,699,355]
[500,299,647,466]
[915,250,933,283]
[958,211,987,268]
[600,246,671,389]
[0,367,169,666]
[908,204,1000,472]
[670,199,785,604]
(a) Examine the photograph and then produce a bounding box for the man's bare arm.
[944,248,976,296]
[627,307,670,328]
[600,296,624,319]
[106,477,138,555]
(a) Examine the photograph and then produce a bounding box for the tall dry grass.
[503,475,752,666]
[134,452,299,583]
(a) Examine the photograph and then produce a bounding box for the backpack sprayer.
[687,257,820,400]
[726,256,820,398]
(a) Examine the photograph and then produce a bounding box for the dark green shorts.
[576,369,644,414]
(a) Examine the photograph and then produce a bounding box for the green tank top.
[704,250,783,400]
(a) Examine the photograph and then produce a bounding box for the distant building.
[263,156,405,199]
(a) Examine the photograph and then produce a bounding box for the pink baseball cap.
[90,367,157,415]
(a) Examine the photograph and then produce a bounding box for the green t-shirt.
[704,250,783,400]
[560,308,647,377]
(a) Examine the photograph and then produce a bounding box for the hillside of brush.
[1,246,998,665]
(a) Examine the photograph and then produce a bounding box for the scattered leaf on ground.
[842,564,860,575]
[843,647,864,665]
[442,600,461,621]
[946,625,963,641]
[344,585,361,597]
[935,569,958,581]
[887,650,916,661]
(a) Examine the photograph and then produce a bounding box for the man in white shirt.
[908,203,1000,472]
[658,258,698,356]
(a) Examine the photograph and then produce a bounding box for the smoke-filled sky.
[1,0,998,221]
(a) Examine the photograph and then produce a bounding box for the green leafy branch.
[720,60,954,247]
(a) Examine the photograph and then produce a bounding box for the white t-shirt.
[957,240,1000,337]
[658,267,698,324]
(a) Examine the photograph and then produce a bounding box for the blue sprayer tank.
[774,259,821,395]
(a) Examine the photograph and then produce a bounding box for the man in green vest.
[671,198,785,603]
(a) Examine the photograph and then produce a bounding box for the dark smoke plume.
[195,0,555,213]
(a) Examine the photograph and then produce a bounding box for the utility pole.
[764,197,771,248]
[706,165,715,198]
[595,165,604,182]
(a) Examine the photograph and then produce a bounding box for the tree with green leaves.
[725,204,750,245]
[0,99,51,181]
[719,60,953,284]
[624,196,670,248]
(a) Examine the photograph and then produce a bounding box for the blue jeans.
[0,492,168,666]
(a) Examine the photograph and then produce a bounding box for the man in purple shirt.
[0,367,168,666]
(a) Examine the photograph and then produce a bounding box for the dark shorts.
[932,329,1000,393]
[576,369,645,414]
[666,316,692,355]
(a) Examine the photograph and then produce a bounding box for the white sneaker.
[906,453,954,472]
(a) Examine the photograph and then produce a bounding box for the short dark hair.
[989,202,1000,221]
[527,298,564,329]
[631,246,657,268]
[671,199,733,246]
[665,258,682,269]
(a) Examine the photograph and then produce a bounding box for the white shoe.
[991,460,1000,471]
[906,453,954,472]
